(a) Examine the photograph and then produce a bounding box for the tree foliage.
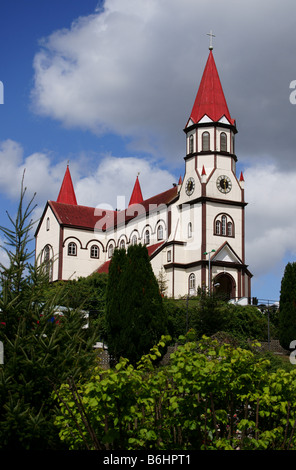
[0,178,98,449]
[54,335,296,450]
[105,244,167,365]
[279,262,296,350]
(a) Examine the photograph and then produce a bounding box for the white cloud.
[76,154,176,209]
[30,0,296,166]
[0,139,68,201]
[245,163,296,278]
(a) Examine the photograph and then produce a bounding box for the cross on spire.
[207,30,215,50]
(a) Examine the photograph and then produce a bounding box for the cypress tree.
[105,247,127,363]
[279,262,296,350]
[106,244,167,364]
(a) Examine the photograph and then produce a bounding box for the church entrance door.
[213,273,235,300]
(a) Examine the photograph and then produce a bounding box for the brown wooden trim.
[178,195,247,208]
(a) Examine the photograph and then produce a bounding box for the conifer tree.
[106,244,167,364]
[279,262,296,350]
[0,175,98,449]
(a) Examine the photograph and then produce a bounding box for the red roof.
[128,176,143,206]
[57,165,77,205]
[49,185,178,232]
[49,200,115,231]
[188,50,235,126]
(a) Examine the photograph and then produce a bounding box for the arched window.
[202,131,210,151]
[214,214,235,237]
[90,245,99,259]
[189,134,194,153]
[220,132,227,152]
[188,222,192,238]
[157,225,163,240]
[188,273,196,295]
[108,244,114,258]
[132,235,137,245]
[43,244,53,280]
[120,239,125,249]
[145,230,150,245]
[68,242,77,256]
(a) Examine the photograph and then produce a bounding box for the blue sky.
[0,0,296,303]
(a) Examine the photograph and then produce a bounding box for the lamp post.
[204,249,216,293]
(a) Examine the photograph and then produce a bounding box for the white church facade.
[35,48,252,300]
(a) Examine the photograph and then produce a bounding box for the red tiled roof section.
[49,201,115,231]
[189,50,235,126]
[125,185,178,223]
[49,185,178,231]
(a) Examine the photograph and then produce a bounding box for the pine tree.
[279,262,296,350]
[106,244,167,365]
[0,176,98,449]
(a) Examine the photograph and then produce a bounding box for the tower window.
[214,214,234,237]
[220,132,227,152]
[202,132,210,151]
[90,245,100,259]
[189,134,194,153]
[46,217,50,231]
[145,230,150,245]
[188,222,193,238]
[68,242,77,256]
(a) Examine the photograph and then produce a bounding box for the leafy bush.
[54,335,296,450]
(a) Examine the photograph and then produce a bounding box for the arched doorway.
[213,273,235,300]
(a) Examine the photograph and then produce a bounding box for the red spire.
[57,165,77,205]
[239,171,244,182]
[178,175,183,185]
[128,175,143,206]
[189,50,235,126]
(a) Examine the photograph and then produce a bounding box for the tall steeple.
[187,50,235,127]
[57,164,77,205]
[128,175,143,207]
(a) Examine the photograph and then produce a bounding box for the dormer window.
[220,132,227,152]
[202,131,210,151]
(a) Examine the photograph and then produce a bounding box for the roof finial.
[207,30,215,50]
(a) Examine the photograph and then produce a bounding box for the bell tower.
[178,41,251,300]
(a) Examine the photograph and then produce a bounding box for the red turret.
[57,165,77,205]
[128,175,143,206]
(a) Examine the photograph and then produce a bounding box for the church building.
[35,46,252,300]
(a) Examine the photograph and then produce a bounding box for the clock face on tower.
[185,177,195,196]
[216,175,232,194]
